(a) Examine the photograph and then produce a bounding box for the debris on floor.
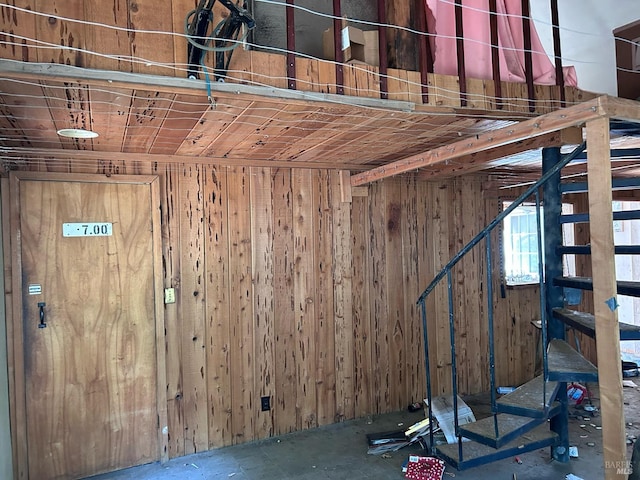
[405,416,433,443]
[366,430,410,455]
[402,455,446,480]
[426,395,476,444]
[623,360,639,378]
[566,475,585,480]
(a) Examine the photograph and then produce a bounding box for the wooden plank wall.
[0,0,594,115]
[3,161,541,457]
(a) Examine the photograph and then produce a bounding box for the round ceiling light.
[56,128,99,139]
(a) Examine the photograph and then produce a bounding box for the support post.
[542,146,569,462]
[332,0,344,95]
[550,0,566,106]
[415,0,432,104]
[286,0,296,90]
[377,0,389,99]
[586,116,627,480]
[521,0,535,112]
[454,0,467,106]
[488,0,502,109]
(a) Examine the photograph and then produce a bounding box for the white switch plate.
[164,288,176,304]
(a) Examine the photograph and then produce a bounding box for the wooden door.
[10,173,166,480]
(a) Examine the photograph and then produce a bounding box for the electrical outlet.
[261,396,270,412]
[164,288,176,304]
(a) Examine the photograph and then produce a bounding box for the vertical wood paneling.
[83,1,129,71]
[402,177,423,404]
[292,169,317,430]
[351,194,372,418]
[204,165,232,448]
[250,167,275,439]
[460,177,483,393]
[451,180,467,393]
[332,172,355,422]
[34,0,86,66]
[0,1,36,62]
[160,165,185,458]
[369,183,390,413]
[432,182,453,394]
[385,181,406,411]
[179,164,208,454]
[227,166,254,444]
[171,0,195,77]
[4,162,546,470]
[272,169,296,435]
[127,0,174,76]
[313,171,336,426]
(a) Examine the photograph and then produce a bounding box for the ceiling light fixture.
[56,128,99,139]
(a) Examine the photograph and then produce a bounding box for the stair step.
[554,276,640,297]
[561,174,640,194]
[553,308,640,341]
[547,339,598,383]
[556,245,640,255]
[559,210,640,224]
[496,375,560,418]
[435,424,558,471]
[458,413,547,449]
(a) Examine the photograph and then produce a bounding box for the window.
[502,202,574,286]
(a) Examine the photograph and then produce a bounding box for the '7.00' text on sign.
[63,222,113,237]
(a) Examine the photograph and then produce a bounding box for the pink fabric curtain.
[425,0,577,86]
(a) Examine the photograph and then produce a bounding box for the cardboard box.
[322,25,367,63]
[362,30,379,67]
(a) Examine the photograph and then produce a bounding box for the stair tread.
[436,424,558,466]
[547,338,598,378]
[459,413,541,441]
[553,308,640,340]
[557,245,640,255]
[554,276,640,297]
[497,375,558,412]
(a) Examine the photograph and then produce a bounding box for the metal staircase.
[417,140,640,470]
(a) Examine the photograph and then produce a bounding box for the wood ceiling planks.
[1,62,623,181]
[122,90,175,153]
[41,80,93,150]
[0,79,62,150]
[149,93,211,155]
[174,98,254,157]
[89,86,134,152]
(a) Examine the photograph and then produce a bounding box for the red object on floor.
[405,455,446,480]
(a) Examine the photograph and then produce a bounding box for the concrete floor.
[89,385,640,480]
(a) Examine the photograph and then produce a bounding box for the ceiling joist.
[416,127,583,180]
[350,98,608,186]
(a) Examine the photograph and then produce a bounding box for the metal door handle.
[37,302,46,328]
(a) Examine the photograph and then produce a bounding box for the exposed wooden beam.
[586,116,627,480]
[0,148,372,172]
[339,170,353,203]
[0,59,414,112]
[600,95,640,123]
[351,98,605,186]
[416,127,582,180]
